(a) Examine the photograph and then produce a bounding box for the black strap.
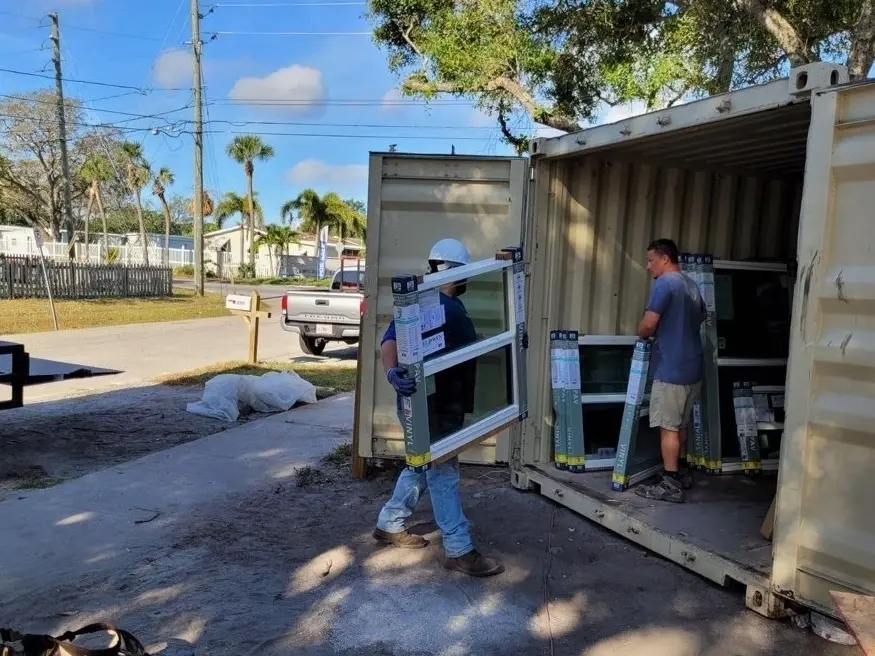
[13,623,148,656]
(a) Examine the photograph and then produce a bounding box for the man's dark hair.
[647,238,680,264]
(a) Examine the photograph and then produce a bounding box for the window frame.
[391,248,526,470]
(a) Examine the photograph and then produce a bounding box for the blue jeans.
[376,457,474,559]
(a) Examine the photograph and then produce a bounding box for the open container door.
[772,81,875,617]
[355,154,529,468]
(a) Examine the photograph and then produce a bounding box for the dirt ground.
[0,387,858,655]
[0,455,856,656]
[0,385,266,498]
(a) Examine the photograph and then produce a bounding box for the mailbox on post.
[226,290,271,364]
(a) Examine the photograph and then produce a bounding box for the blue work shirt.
[382,293,477,420]
[646,271,706,385]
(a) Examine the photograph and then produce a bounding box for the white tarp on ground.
[186,371,318,422]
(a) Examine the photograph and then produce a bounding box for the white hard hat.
[428,238,469,267]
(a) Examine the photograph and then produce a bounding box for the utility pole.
[49,13,76,261]
[191,0,205,296]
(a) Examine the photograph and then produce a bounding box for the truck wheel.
[300,334,327,356]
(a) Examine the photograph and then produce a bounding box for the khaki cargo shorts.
[649,380,702,432]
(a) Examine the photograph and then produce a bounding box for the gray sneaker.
[635,475,685,503]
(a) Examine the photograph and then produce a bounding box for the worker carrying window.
[374,238,504,577]
[636,238,706,503]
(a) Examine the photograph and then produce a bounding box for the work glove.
[387,367,416,396]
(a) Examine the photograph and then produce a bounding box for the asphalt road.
[4,315,358,403]
[173,278,322,301]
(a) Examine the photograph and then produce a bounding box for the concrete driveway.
[3,316,358,403]
[173,279,323,301]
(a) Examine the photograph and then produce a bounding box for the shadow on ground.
[0,455,855,656]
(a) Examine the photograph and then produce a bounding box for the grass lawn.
[0,289,231,335]
[156,360,358,399]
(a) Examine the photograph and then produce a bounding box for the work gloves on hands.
[387,366,416,396]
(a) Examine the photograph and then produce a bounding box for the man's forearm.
[381,340,399,374]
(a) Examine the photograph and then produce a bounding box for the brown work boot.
[373,528,429,549]
[444,550,505,577]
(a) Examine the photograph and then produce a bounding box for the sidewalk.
[3,316,355,402]
[0,392,353,596]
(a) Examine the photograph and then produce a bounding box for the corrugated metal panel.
[523,113,805,467]
[546,158,802,335]
[355,154,528,465]
[772,82,875,615]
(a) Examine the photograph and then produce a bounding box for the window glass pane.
[716,269,791,358]
[422,269,509,362]
[580,344,635,395]
[426,344,513,443]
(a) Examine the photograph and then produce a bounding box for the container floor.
[534,465,776,576]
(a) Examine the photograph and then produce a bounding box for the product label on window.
[513,270,525,325]
[421,331,445,358]
[394,303,422,364]
[418,290,445,333]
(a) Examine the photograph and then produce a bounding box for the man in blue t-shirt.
[373,238,504,577]
[635,238,706,503]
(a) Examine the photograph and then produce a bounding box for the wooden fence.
[0,255,173,299]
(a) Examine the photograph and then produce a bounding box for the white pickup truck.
[280,267,364,356]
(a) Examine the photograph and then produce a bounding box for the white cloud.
[287,160,368,194]
[381,88,404,112]
[598,100,648,125]
[152,49,192,89]
[229,65,324,108]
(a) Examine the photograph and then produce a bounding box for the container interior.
[525,99,814,579]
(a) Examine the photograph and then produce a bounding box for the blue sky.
[0,0,549,224]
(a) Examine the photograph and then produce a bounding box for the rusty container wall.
[356,154,528,465]
[524,155,803,465]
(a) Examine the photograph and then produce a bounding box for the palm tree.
[151,167,175,265]
[121,142,151,265]
[281,190,366,275]
[214,191,264,267]
[79,154,113,261]
[225,135,275,270]
[252,224,300,276]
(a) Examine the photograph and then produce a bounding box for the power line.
[203,117,534,131]
[214,2,365,5]
[213,99,472,106]
[0,93,196,120]
[205,129,488,140]
[0,66,191,92]
[0,10,166,42]
[211,30,370,35]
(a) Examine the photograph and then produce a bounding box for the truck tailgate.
[284,291,361,325]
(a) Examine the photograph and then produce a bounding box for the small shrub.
[236,263,257,279]
[322,443,353,467]
[174,265,195,276]
[105,247,120,264]
[294,465,328,488]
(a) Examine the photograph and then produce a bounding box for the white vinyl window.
[391,248,527,469]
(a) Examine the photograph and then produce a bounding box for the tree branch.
[733,0,809,66]
[848,0,875,79]
[496,108,528,154]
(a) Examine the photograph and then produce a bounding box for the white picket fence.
[0,238,195,268]
[0,239,349,280]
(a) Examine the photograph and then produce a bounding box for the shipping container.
[353,65,875,621]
